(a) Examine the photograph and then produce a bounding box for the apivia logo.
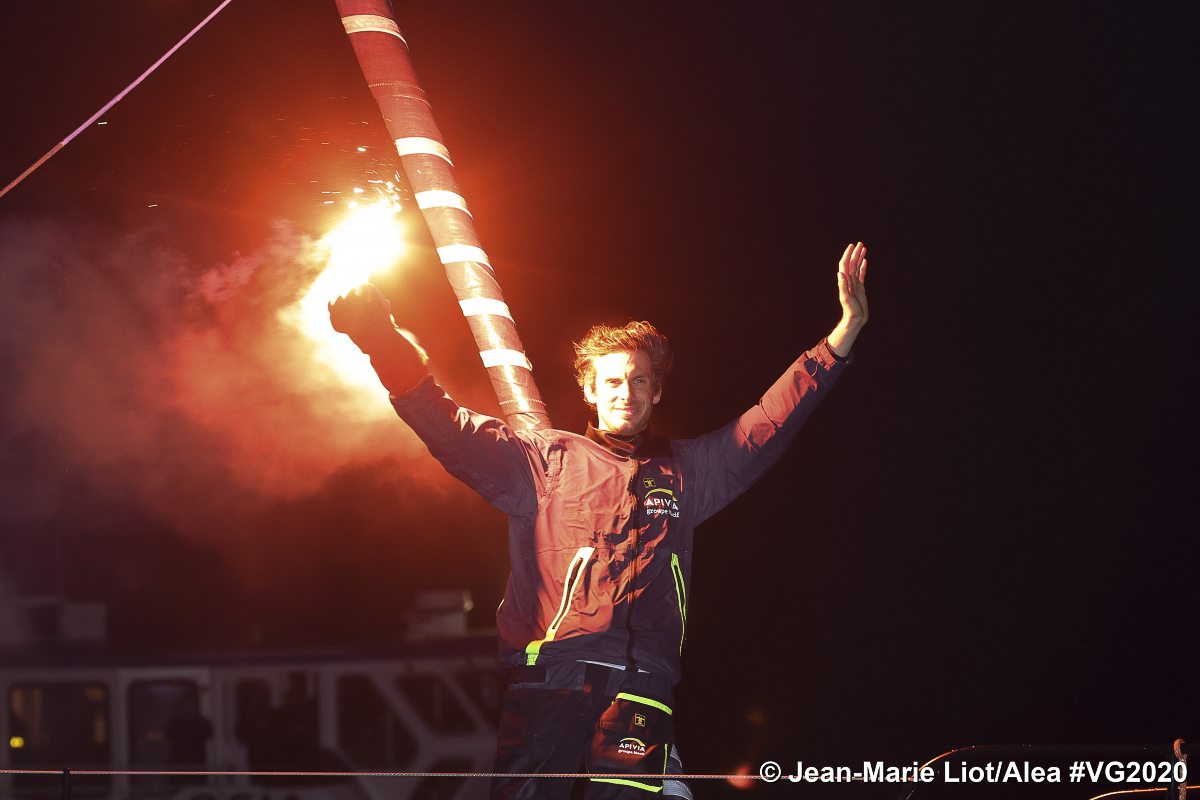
[644,487,680,518]
[618,738,648,757]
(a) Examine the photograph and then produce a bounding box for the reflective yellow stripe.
[670,554,687,653]
[524,546,595,665]
[589,778,662,793]
[545,547,595,640]
[616,693,673,715]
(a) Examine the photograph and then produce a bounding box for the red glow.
[727,761,756,791]
[170,219,428,500]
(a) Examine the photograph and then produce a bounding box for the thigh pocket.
[589,693,674,790]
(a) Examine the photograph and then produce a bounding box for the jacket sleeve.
[674,339,851,526]
[390,376,543,518]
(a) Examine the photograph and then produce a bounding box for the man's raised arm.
[329,284,541,518]
[677,242,870,524]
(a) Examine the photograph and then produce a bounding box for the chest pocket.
[538,441,567,511]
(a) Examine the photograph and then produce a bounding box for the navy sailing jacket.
[392,340,849,685]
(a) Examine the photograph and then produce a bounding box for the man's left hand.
[828,242,869,357]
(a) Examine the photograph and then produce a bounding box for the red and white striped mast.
[334,0,551,432]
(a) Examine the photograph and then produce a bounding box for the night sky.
[0,1,1196,796]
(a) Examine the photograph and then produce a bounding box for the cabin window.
[233,678,271,759]
[9,682,111,797]
[337,675,417,769]
[127,679,209,796]
[235,675,349,787]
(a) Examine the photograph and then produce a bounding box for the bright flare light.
[321,200,405,280]
[290,199,406,390]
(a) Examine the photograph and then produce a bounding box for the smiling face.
[583,349,661,436]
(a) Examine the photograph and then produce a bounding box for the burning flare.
[288,194,406,391]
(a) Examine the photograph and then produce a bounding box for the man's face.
[584,350,661,435]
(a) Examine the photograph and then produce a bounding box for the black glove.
[329,283,429,395]
[328,283,397,355]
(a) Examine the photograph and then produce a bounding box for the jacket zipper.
[524,546,596,665]
[624,472,640,670]
[670,553,687,654]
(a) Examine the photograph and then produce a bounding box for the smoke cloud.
[0,214,504,647]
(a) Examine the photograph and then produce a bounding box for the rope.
[1087,789,1197,800]
[0,0,236,200]
[0,769,753,780]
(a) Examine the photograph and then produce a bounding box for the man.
[329,242,869,800]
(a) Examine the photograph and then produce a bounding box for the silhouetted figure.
[165,696,213,786]
[271,673,320,768]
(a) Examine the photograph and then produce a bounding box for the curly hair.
[573,321,673,398]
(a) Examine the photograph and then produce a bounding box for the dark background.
[0,2,1196,797]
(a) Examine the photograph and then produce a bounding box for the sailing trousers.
[491,662,689,800]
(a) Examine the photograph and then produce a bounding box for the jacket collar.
[585,422,672,458]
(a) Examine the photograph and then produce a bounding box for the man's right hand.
[328,283,398,355]
[329,284,429,395]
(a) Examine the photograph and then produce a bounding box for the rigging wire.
[0,0,236,201]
